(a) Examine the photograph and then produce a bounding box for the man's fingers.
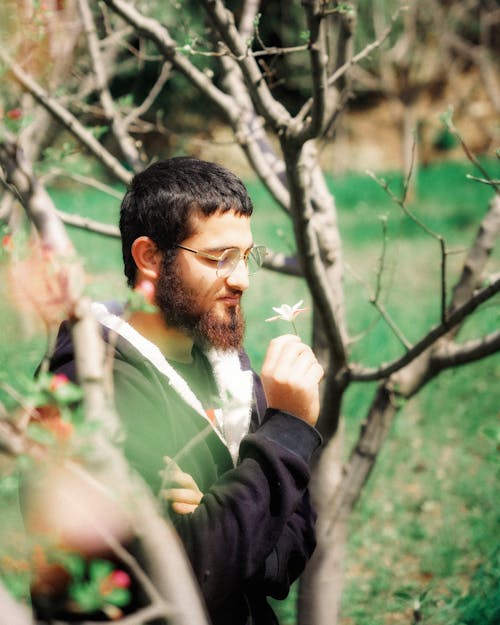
[161,487,203,506]
[261,334,301,376]
[260,334,323,425]
[171,502,199,515]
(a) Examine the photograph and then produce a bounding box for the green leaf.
[91,125,109,140]
[51,382,83,406]
[89,559,113,583]
[70,582,102,612]
[105,587,131,607]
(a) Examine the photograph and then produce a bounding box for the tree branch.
[449,193,500,315]
[56,209,121,238]
[263,249,301,276]
[200,0,292,130]
[0,582,33,625]
[0,51,132,185]
[218,54,290,211]
[296,1,329,143]
[238,0,261,41]
[102,0,235,116]
[77,0,144,171]
[432,329,500,369]
[124,61,172,126]
[349,275,500,381]
[286,147,348,370]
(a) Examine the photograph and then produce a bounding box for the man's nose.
[226,258,250,291]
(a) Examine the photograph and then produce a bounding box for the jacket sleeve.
[169,410,321,611]
[246,490,317,600]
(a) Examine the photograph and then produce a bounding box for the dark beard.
[155,257,245,351]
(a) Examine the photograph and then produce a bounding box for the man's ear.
[131,236,162,280]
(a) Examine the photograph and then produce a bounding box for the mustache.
[218,288,244,299]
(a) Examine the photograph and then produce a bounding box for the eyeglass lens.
[218,246,266,277]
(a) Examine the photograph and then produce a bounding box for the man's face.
[155,210,253,350]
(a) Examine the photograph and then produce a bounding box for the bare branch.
[263,250,301,276]
[42,168,124,199]
[450,193,500,314]
[124,61,172,126]
[102,0,236,116]
[286,148,347,369]
[0,141,77,260]
[0,51,132,185]
[56,209,120,238]
[200,0,292,130]
[349,275,500,381]
[0,581,33,625]
[238,0,260,41]
[219,53,290,210]
[328,8,402,88]
[346,218,412,350]
[77,0,143,171]
[367,169,449,321]
[442,112,500,194]
[432,330,500,369]
[467,175,500,187]
[297,1,329,142]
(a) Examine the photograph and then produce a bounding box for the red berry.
[2,235,13,252]
[6,108,22,120]
[110,570,131,588]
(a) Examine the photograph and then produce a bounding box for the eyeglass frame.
[175,243,267,277]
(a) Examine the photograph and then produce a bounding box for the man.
[48,157,324,624]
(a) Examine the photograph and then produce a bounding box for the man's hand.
[161,457,203,514]
[260,334,324,427]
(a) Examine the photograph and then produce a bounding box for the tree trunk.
[299,421,345,625]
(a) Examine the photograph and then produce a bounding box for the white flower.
[266,300,308,323]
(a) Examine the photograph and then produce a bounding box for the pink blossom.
[49,373,69,392]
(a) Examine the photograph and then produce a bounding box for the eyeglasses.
[175,244,267,278]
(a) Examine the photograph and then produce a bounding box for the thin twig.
[444,113,500,194]
[466,174,500,187]
[41,169,124,199]
[349,275,500,381]
[367,170,449,321]
[124,62,172,125]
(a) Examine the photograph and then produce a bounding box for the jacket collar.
[92,302,253,464]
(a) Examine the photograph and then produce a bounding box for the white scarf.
[92,302,253,464]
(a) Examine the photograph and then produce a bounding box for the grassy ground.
[0,158,498,623]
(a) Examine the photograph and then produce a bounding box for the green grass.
[1,158,499,623]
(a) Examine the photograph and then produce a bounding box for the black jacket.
[47,303,321,625]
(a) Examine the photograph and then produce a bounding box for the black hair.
[119,156,254,286]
